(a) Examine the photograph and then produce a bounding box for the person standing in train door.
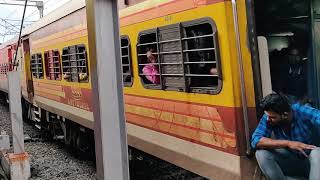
[251,93,320,180]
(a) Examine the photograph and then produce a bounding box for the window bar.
[159,38,180,44]
[184,61,217,64]
[137,52,159,56]
[70,48,75,82]
[155,28,163,89]
[76,52,86,55]
[76,47,81,82]
[54,52,58,80]
[36,56,39,78]
[68,51,71,81]
[139,73,161,76]
[126,43,132,84]
[37,54,40,78]
[159,51,181,55]
[65,50,70,81]
[183,48,215,53]
[179,23,187,92]
[137,41,158,47]
[181,34,214,41]
[161,73,184,76]
[185,74,219,77]
[138,62,161,66]
[50,51,53,80]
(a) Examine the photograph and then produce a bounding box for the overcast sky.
[0,0,72,43]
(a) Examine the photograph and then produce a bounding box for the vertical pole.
[36,1,44,18]
[231,0,251,155]
[8,71,24,154]
[86,0,130,180]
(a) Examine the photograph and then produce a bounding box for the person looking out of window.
[142,48,160,84]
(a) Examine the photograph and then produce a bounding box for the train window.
[62,45,88,82]
[137,18,222,94]
[182,20,221,94]
[31,53,44,79]
[0,64,8,75]
[137,30,162,89]
[44,50,61,80]
[121,36,133,87]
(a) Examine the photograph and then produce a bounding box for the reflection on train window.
[137,18,221,94]
[31,53,44,79]
[120,36,133,87]
[61,45,88,82]
[44,50,61,80]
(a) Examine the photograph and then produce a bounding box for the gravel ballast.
[0,100,206,180]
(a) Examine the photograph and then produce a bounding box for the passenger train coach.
[0,0,319,179]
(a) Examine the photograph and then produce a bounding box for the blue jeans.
[256,148,320,180]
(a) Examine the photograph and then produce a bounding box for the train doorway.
[22,38,34,101]
[253,0,317,106]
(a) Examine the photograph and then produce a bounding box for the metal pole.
[36,1,43,18]
[231,0,251,155]
[86,0,130,179]
[8,71,24,153]
[37,6,43,18]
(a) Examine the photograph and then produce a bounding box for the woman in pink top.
[142,50,160,84]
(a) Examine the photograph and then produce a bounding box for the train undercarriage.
[22,99,95,157]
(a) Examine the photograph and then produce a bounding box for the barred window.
[120,36,133,86]
[44,50,61,80]
[137,18,222,94]
[62,45,88,82]
[31,53,44,79]
[0,64,9,75]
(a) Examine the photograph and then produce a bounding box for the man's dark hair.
[260,93,291,115]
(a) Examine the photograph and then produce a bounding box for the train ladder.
[33,104,41,130]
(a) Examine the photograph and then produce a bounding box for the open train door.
[312,0,320,107]
[21,37,34,102]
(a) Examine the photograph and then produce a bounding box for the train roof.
[22,0,86,36]
[0,37,18,49]
[0,0,164,49]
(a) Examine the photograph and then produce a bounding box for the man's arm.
[257,137,316,157]
[256,137,288,149]
[251,114,272,149]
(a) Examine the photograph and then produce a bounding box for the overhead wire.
[13,0,28,69]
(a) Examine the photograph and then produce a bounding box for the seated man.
[252,93,320,180]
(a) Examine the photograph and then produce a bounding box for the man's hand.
[287,141,316,157]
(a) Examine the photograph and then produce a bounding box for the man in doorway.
[252,93,320,180]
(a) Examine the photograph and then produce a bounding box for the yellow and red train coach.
[0,0,263,179]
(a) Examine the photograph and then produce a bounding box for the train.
[0,0,319,179]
